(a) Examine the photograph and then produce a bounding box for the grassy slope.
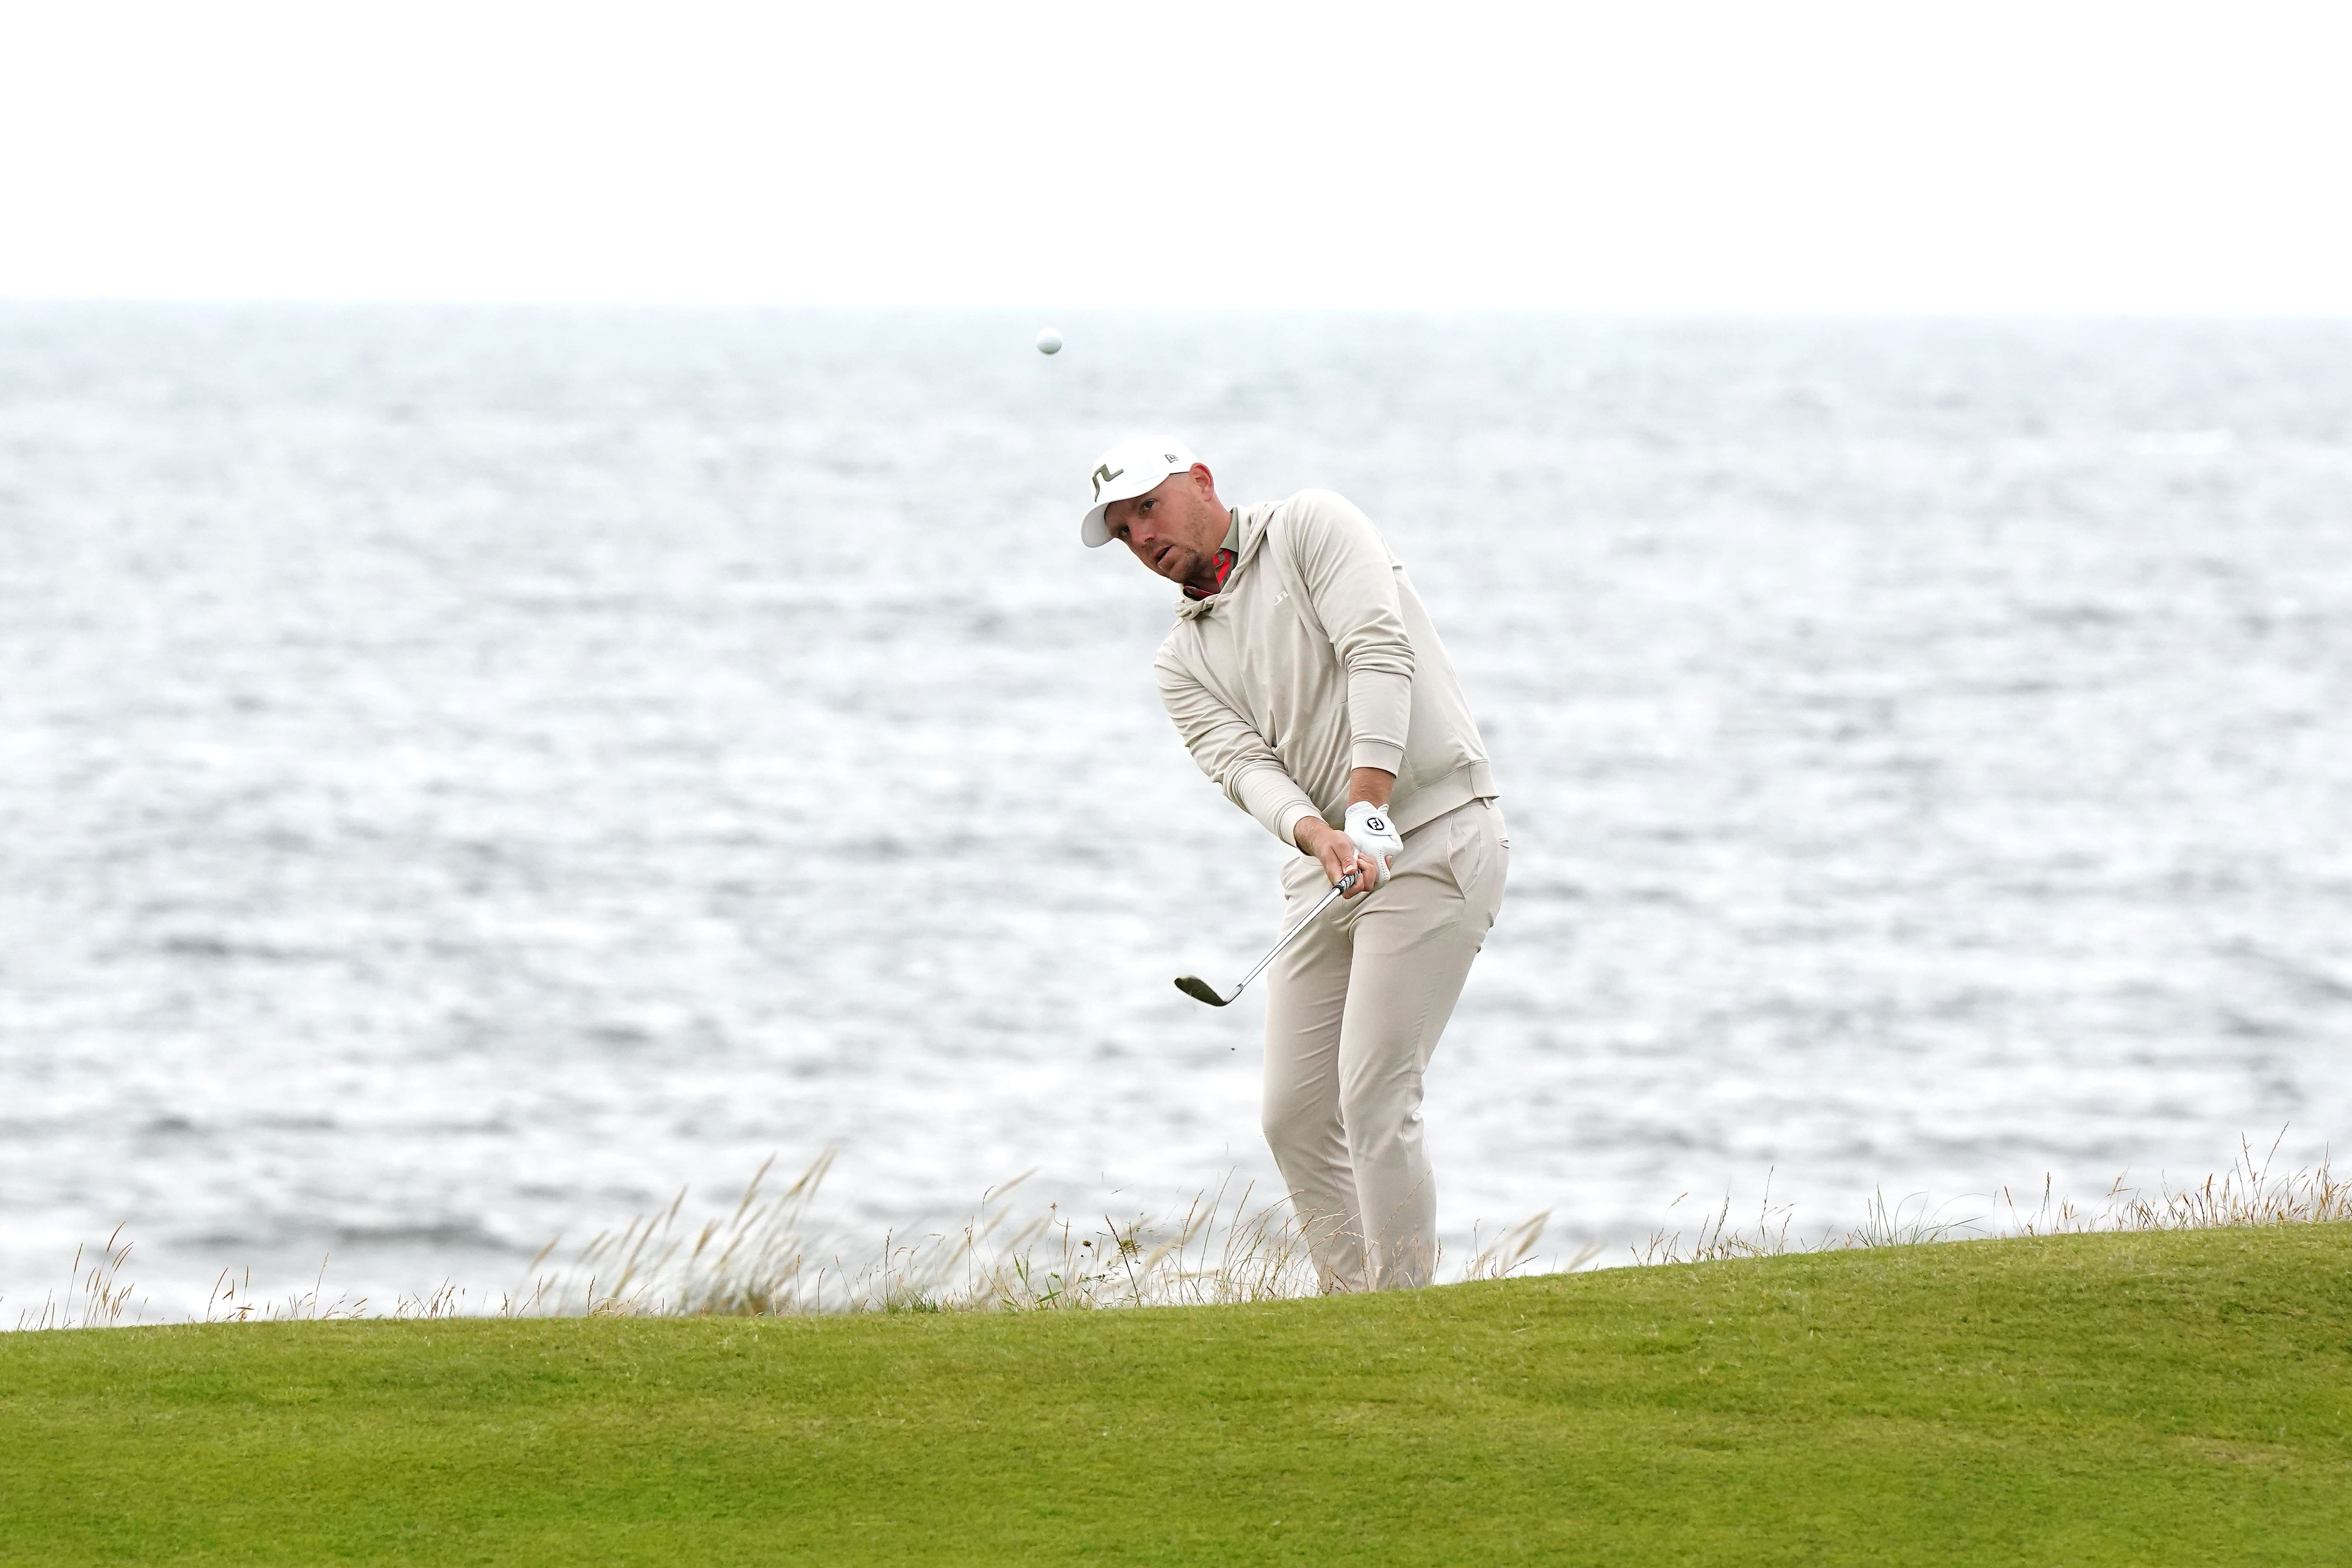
[4,1225,2349,1567]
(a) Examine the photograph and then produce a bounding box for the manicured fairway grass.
[5,1225,2348,1566]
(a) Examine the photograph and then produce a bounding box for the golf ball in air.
[1035,327,1063,355]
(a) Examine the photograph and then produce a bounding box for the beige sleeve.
[1283,491,1415,777]
[1155,647,1322,852]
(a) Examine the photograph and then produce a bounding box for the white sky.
[2,0,2347,312]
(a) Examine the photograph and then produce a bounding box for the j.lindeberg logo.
[1091,462,1124,500]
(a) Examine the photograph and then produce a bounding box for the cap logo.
[1090,462,1124,501]
[1164,453,1179,463]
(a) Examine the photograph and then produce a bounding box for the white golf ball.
[1035,327,1063,355]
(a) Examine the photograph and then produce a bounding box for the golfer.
[1083,437,1507,1292]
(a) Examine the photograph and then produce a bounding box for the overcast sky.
[3,0,2347,312]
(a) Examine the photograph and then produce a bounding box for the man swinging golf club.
[1083,437,1507,1292]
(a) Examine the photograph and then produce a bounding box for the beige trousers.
[1262,798,1508,1292]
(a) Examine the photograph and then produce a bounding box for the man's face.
[1104,465,1228,592]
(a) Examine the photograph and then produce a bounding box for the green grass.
[5,1225,2349,1566]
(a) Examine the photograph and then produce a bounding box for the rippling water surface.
[4,306,2348,1314]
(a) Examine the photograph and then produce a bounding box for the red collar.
[1182,545,1237,602]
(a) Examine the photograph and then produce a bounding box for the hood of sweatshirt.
[1174,505,1268,621]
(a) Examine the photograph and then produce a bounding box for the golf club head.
[1173,975,1231,1007]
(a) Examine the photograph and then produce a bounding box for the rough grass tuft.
[17,1132,2343,1330]
[1635,1131,2345,1266]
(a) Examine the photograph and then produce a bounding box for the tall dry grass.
[1635,1132,2347,1266]
[14,1226,144,1332]
[11,1231,491,1331]
[13,1133,2344,1330]
[516,1157,1565,1318]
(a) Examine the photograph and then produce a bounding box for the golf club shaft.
[1230,869,1358,998]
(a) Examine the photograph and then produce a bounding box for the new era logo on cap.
[1078,435,1201,548]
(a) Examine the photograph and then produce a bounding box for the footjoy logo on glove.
[1364,815,1387,834]
[1090,463,1124,500]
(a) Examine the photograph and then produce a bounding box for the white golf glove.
[1344,801,1404,888]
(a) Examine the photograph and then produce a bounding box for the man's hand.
[1295,770,1398,899]
[1344,801,1404,888]
[1297,819,1382,899]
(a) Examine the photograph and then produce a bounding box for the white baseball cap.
[1079,435,1201,548]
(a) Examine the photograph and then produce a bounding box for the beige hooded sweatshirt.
[1154,489,1497,853]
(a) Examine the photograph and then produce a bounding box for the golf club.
[1175,869,1360,1006]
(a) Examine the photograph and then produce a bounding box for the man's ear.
[1190,463,1216,496]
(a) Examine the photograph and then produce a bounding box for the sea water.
[3,306,2348,1315]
